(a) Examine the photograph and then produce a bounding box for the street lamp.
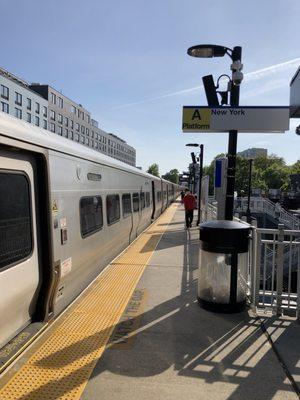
[186,143,204,225]
[187,43,243,221]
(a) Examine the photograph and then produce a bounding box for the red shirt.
[183,194,196,210]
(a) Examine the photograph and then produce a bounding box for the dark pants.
[185,209,194,228]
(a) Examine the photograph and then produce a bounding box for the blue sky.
[1,0,300,173]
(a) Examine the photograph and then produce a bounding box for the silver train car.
[0,113,181,350]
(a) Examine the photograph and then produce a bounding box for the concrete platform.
[82,204,299,400]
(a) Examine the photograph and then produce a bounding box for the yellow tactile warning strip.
[0,202,179,400]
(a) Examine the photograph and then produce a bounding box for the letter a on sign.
[192,109,201,120]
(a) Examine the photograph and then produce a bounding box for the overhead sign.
[182,106,290,133]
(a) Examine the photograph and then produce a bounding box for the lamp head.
[187,44,229,58]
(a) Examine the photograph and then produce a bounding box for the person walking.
[183,189,197,229]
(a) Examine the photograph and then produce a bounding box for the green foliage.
[203,154,298,195]
[147,163,159,177]
[163,169,179,184]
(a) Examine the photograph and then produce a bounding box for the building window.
[80,196,103,238]
[122,194,132,218]
[0,172,32,270]
[43,119,47,129]
[64,116,68,126]
[86,128,89,136]
[58,97,63,108]
[74,133,79,141]
[58,126,62,135]
[132,193,139,212]
[76,123,80,132]
[81,125,85,134]
[49,122,55,133]
[27,98,31,110]
[27,113,31,123]
[50,110,56,120]
[1,102,9,113]
[70,120,74,129]
[15,108,22,119]
[80,135,85,144]
[15,92,22,106]
[43,106,47,117]
[51,92,56,104]
[71,105,76,114]
[106,195,120,225]
[68,131,73,140]
[1,85,9,100]
[62,128,68,138]
[35,116,39,126]
[87,115,90,123]
[35,102,40,114]
[58,114,63,124]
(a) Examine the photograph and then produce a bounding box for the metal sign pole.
[225,46,242,221]
[197,144,204,225]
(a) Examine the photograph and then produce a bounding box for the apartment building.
[30,84,136,166]
[0,66,136,167]
[0,67,48,130]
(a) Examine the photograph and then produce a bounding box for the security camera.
[232,71,244,86]
[296,125,300,135]
[231,60,243,71]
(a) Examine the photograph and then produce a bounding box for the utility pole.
[224,46,242,220]
[246,158,253,223]
[197,144,204,225]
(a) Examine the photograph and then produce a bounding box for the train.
[0,112,182,351]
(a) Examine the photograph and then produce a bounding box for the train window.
[122,194,132,218]
[106,195,120,225]
[132,193,139,212]
[145,192,150,207]
[0,172,32,270]
[157,191,162,202]
[80,196,103,238]
[140,192,145,209]
[163,190,167,200]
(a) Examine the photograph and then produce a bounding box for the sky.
[1,0,300,174]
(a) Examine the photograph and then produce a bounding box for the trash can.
[198,220,250,313]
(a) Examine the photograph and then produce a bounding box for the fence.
[251,226,300,319]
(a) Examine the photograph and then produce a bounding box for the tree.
[163,169,179,184]
[147,163,159,177]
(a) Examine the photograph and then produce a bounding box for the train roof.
[0,113,174,184]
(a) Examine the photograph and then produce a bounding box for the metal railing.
[236,197,300,230]
[251,226,300,319]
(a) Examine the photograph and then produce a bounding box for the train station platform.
[0,200,299,400]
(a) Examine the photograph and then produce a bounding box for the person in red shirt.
[183,189,197,228]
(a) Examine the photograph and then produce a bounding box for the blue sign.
[215,160,222,188]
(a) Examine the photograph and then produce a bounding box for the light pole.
[187,44,243,221]
[186,143,204,225]
[246,158,253,223]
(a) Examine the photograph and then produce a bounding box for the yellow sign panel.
[182,107,211,132]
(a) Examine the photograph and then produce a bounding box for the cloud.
[112,57,300,109]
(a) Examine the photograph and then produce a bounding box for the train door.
[0,153,40,348]
[131,192,140,241]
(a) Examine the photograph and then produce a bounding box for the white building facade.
[0,68,48,130]
[0,67,136,167]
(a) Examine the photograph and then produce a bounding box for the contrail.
[112,57,300,110]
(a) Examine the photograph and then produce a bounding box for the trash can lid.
[199,220,250,253]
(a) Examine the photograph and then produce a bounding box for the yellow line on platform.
[0,202,178,400]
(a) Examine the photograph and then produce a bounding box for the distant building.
[0,67,48,130]
[0,66,136,167]
[238,148,267,158]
